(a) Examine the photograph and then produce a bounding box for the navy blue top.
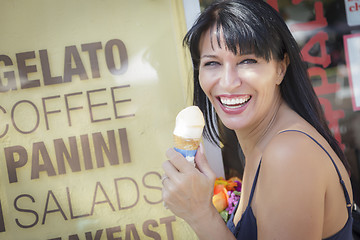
[227,130,353,239]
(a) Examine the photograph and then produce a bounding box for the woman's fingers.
[195,143,216,181]
[165,148,196,173]
[161,144,218,224]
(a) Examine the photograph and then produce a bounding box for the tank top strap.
[247,158,262,206]
[278,130,352,214]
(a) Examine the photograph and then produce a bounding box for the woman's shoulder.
[261,128,334,178]
[255,130,352,238]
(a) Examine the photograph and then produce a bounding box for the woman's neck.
[235,97,285,161]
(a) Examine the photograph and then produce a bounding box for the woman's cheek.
[199,73,212,95]
[199,75,207,93]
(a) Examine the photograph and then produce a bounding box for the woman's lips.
[216,94,251,114]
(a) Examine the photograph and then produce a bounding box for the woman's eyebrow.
[200,54,217,58]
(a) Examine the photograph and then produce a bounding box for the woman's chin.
[219,119,249,132]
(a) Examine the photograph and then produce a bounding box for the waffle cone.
[173,134,200,150]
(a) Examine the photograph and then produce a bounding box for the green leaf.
[220,210,229,222]
[233,191,241,196]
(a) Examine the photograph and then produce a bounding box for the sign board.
[344,0,360,26]
[344,33,360,112]
[0,0,196,239]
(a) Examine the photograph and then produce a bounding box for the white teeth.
[219,96,250,108]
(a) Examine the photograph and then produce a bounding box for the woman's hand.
[162,144,236,240]
[161,143,216,225]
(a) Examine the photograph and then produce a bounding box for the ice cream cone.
[173,106,205,165]
[173,135,200,150]
[173,134,201,165]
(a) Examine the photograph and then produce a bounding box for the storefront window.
[200,0,360,205]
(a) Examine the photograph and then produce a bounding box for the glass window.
[200,0,360,206]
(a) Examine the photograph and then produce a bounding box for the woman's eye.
[241,59,257,64]
[203,61,219,67]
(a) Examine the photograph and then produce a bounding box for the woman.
[161,0,353,239]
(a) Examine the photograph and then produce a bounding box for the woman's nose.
[219,65,241,91]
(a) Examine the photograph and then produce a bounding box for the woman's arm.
[162,146,236,240]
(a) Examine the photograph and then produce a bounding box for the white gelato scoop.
[173,106,205,139]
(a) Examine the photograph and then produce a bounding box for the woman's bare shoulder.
[259,129,332,200]
[262,129,331,171]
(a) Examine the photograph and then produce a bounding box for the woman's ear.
[276,53,290,85]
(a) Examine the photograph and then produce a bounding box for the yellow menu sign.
[0,0,196,239]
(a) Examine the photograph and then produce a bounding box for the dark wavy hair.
[183,0,349,170]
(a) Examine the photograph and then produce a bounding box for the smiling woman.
[198,28,287,131]
[161,0,353,239]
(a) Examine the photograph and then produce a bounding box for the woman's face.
[198,28,288,132]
